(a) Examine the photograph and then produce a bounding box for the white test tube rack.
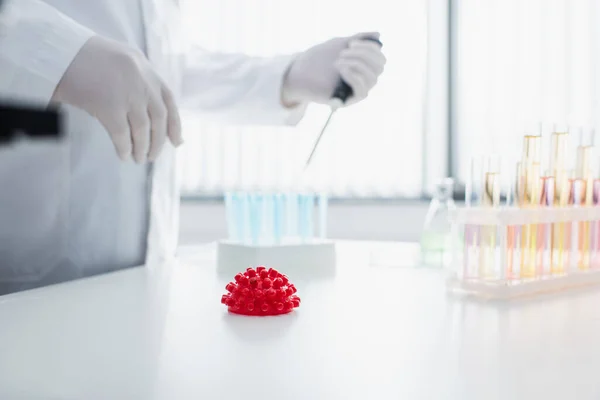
[447,206,600,299]
[217,192,336,276]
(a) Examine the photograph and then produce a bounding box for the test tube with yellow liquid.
[480,156,501,279]
[505,162,519,279]
[549,131,569,274]
[518,135,541,278]
[593,176,600,268]
[574,131,595,271]
[539,172,554,275]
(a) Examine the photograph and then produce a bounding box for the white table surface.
[1,241,599,400]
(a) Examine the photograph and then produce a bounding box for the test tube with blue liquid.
[273,193,284,244]
[298,193,315,241]
[318,193,328,239]
[224,191,329,245]
[285,192,299,238]
[225,192,249,243]
[248,193,263,245]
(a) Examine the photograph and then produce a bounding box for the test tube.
[285,192,299,239]
[550,131,569,182]
[273,193,284,244]
[517,161,541,278]
[528,163,541,279]
[504,161,518,280]
[519,135,542,279]
[483,156,501,207]
[262,193,274,245]
[235,192,250,244]
[548,131,569,274]
[465,156,485,279]
[299,193,315,241]
[224,192,237,241]
[480,156,501,280]
[248,193,263,245]
[539,173,555,275]
[513,162,528,279]
[522,134,542,167]
[594,179,600,268]
[575,129,595,270]
[317,193,328,239]
[556,171,574,274]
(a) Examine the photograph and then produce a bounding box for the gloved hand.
[281,32,386,108]
[52,35,183,163]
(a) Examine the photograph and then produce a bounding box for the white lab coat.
[0,0,304,282]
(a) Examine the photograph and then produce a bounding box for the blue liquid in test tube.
[248,193,263,245]
[263,193,275,244]
[273,193,284,244]
[318,193,328,239]
[225,192,236,241]
[285,192,299,239]
[299,193,315,241]
[235,192,249,244]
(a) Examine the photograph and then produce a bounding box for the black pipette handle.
[0,103,62,144]
[331,36,383,104]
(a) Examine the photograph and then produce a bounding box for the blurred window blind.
[454,0,600,180]
[178,0,431,198]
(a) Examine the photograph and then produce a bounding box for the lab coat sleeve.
[179,47,307,126]
[0,0,94,105]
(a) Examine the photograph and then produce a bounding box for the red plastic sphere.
[222,266,301,316]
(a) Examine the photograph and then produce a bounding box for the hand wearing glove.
[51,35,183,163]
[281,32,386,108]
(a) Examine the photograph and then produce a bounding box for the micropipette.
[304,36,383,169]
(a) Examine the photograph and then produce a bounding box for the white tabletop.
[1,241,599,400]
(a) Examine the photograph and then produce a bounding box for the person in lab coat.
[0,0,386,295]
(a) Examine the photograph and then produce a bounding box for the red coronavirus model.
[221,266,301,316]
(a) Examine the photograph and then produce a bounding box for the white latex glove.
[281,32,386,108]
[52,35,183,163]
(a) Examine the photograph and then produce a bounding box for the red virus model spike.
[222,266,301,316]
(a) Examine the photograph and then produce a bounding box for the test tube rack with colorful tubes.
[447,130,600,299]
[217,192,336,276]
